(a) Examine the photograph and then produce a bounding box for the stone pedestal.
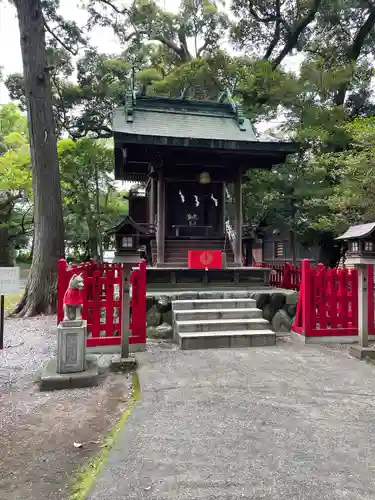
[349,345,375,360]
[57,319,87,374]
[39,356,99,391]
[39,319,100,391]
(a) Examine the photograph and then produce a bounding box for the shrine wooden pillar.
[149,177,156,225]
[222,182,226,233]
[234,171,242,266]
[156,170,165,265]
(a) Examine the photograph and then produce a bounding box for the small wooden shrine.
[111,90,298,285]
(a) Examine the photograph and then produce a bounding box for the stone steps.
[176,317,270,333]
[171,290,255,300]
[174,308,262,321]
[172,295,275,350]
[177,330,275,350]
[173,298,256,310]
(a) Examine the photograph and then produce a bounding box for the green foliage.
[0,104,32,263]
[58,137,126,258]
[0,103,28,152]
[315,118,375,232]
[4,0,375,264]
[0,103,125,261]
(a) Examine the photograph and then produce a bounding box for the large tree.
[12,0,64,316]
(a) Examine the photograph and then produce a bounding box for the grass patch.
[4,291,23,314]
[69,371,141,500]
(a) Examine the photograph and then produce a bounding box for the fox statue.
[63,273,84,321]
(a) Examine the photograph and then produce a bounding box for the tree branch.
[248,3,280,23]
[98,0,130,15]
[177,26,191,60]
[154,34,188,61]
[43,19,78,56]
[263,0,281,60]
[271,0,323,68]
[334,6,375,105]
[197,39,211,57]
[0,192,24,212]
[70,125,112,140]
[50,73,72,136]
[20,205,33,236]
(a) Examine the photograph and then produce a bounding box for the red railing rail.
[57,258,146,348]
[292,259,358,337]
[253,262,301,290]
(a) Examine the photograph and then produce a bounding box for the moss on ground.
[4,291,23,314]
[69,372,141,500]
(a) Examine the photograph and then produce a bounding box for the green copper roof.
[112,93,298,182]
[113,94,259,143]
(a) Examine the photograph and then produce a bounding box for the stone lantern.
[337,222,375,357]
[337,222,375,263]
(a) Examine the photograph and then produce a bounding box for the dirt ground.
[0,316,133,500]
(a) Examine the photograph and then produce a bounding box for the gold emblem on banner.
[200,251,213,266]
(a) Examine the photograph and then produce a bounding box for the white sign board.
[0,267,20,295]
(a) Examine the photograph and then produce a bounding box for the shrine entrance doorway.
[165,181,224,238]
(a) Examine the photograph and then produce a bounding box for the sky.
[0,0,178,104]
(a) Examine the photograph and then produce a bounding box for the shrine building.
[110,91,298,286]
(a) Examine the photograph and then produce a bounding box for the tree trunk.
[0,228,13,266]
[13,0,64,316]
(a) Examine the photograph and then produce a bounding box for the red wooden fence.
[368,264,375,336]
[292,259,358,337]
[57,258,146,348]
[254,263,301,290]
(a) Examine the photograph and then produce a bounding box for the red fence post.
[129,267,139,340]
[281,263,291,289]
[293,259,313,336]
[129,259,147,346]
[368,264,374,335]
[351,267,358,332]
[138,259,147,344]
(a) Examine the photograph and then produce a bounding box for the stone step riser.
[151,253,234,258]
[164,250,233,254]
[165,245,227,248]
[176,320,270,333]
[171,291,256,300]
[164,254,233,258]
[162,256,234,261]
[165,246,227,250]
[177,332,276,350]
[164,240,225,244]
[174,309,261,321]
[172,299,256,310]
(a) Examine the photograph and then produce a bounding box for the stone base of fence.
[86,343,147,355]
[349,345,375,359]
[291,331,375,345]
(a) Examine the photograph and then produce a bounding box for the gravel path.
[0,316,56,392]
[0,316,132,500]
[88,338,375,500]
